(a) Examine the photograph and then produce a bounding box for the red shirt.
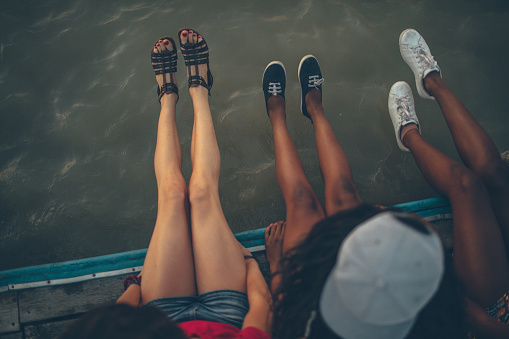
[179,320,270,338]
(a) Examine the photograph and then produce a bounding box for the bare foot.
[179,29,211,96]
[151,38,178,104]
[265,221,286,275]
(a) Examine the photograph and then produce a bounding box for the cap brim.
[319,265,416,339]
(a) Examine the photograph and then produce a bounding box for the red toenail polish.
[164,40,169,45]
[183,32,188,37]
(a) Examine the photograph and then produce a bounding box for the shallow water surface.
[1,0,509,270]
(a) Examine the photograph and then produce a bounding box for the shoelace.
[412,46,438,70]
[307,75,324,88]
[268,82,282,96]
[396,96,413,122]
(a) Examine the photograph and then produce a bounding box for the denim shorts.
[144,289,249,329]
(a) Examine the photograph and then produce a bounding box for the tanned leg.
[403,129,509,306]
[267,95,325,253]
[306,89,362,216]
[425,72,509,252]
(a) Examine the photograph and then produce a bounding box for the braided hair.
[271,204,466,339]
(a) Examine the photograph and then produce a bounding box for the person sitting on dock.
[388,28,509,338]
[261,54,465,338]
[61,29,272,339]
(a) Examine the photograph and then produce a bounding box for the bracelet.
[244,255,254,260]
[123,274,142,291]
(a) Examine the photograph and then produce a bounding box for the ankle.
[305,89,323,116]
[160,93,178,106]
[401,124,419,148]
[268,107,286,124]
[423,71,443,96]
[189,85,209,98]
[267,95,285,111]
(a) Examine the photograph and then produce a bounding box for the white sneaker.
[399,29,441,100]
[388,81,421,152]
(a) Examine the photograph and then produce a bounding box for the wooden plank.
[1,250,146,286]
[0,331,22,339]
[18,275,125,323]
[25,318,77,339]
[0,291,19,334]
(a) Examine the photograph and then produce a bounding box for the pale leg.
[181,30,246,294]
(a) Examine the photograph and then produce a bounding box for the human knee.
[328,178,361,207]
[449,164,485,195]
[478,162,509,192]
[289,183,321,212]
[157,177,188,205]
[188,178,217,206]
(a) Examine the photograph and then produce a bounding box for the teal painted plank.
[0,249,147,286]
[0,197,451,289]
[393,197,449,212]
[0,232,266,287]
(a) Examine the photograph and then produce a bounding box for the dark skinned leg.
[267,95,325,254]
[306,89,362,216]
[404,129,509,306]
[425,72,509,251]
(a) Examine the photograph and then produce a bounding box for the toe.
[180,30,189,45]
[157,41,165,53]
[161,39,170,51]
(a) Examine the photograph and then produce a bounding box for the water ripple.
[228,87,260,101]
[218,105,239,123]
[0,155,24,181]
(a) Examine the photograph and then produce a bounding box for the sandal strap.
[180,39,208,66]
[188,75,210,92]
[158,82,179,102]
[151,50,177,75]
[179,32,213,95]
[151,37,179,103]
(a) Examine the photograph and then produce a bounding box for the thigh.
[483,166,509,255]
[450,184,509,307]
[283,204,325,254]
[323,175,363,216]
[190,189,247,294]
[141,192,196,304]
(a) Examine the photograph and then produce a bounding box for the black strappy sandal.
[178,29,213,95]
[151,37,179,102]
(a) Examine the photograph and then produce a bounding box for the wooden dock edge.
[0,197,452,338]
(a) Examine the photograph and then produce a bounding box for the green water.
[1,0,508,270]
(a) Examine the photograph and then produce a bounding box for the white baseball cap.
[319,212,444,339]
